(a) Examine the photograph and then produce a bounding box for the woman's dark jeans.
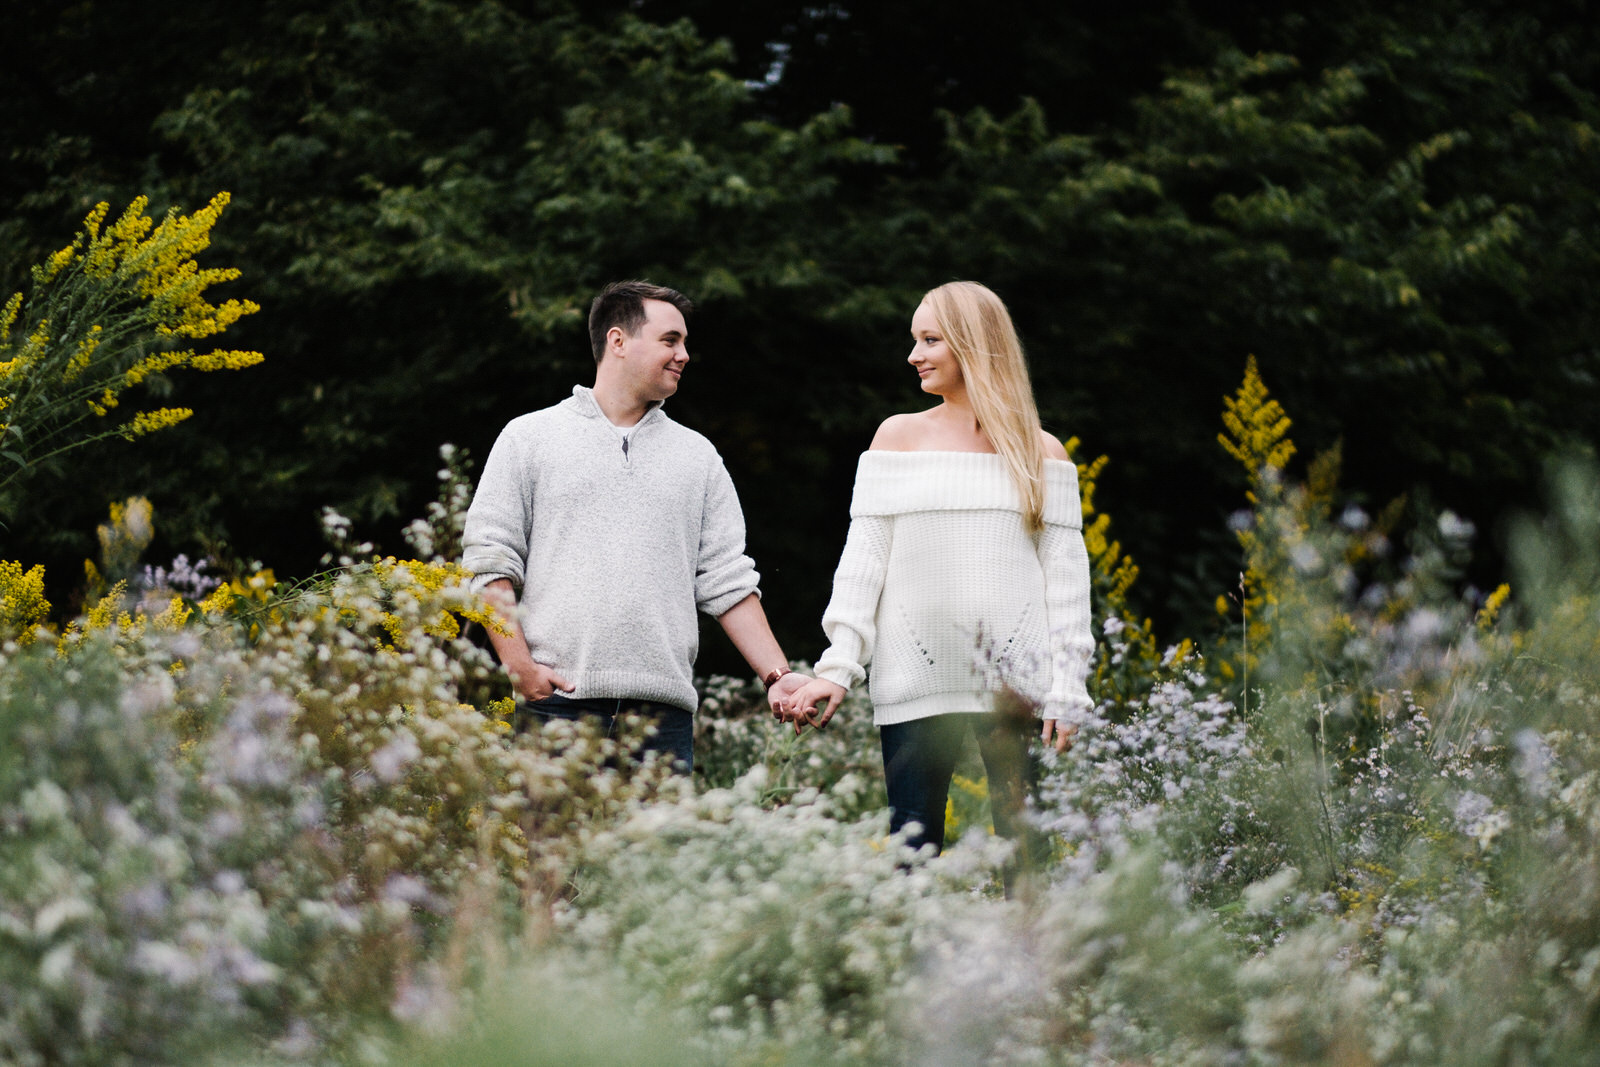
[518,693,694,774]
[880,711,1044,892]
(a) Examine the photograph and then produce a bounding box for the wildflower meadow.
[5,198,1600,1067]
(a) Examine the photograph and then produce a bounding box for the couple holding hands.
[464,279,1093,861]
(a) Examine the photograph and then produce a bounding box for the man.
[463,280,807,771]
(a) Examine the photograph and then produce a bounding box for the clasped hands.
[767,674,847,735]
[767,673,1080,752]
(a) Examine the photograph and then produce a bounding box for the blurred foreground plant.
[0,487,685,1063]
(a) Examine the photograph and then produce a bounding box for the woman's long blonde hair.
[923,281,1049,532]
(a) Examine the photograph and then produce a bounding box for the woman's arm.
[1037,470,1095,747]
[801,513,893,723]
[788,513,891,730]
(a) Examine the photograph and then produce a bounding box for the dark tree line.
[2,0,1596,666]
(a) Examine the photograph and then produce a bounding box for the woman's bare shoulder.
[869,412,930,451]
[1038,429,1070,461]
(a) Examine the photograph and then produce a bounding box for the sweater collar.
[566,384,665,429]
[847,451,1082,529]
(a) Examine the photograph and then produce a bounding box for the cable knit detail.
[814,451,1093,726]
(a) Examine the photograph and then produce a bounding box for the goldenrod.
[0,292,20,342]
[0,192,261,505]
[1218,354,1297,491]
[0,559,50,643]
[121,407,194,439]
[1477,582,1512,632]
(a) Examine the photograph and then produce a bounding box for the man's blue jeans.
[519,693,694,774]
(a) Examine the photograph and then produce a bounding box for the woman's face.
[907,301,963,396]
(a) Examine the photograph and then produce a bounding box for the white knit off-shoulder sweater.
[813,451,1095,727]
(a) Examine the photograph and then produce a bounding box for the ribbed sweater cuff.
[468,570,519,596]
[700,582,759,618]
[815,664,859,691]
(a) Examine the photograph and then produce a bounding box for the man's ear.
[606,325,628,358]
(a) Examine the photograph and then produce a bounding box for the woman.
[783,281,1094,869]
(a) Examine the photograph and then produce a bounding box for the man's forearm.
[715,593,789,679]
[482,578,538,680]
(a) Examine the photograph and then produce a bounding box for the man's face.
[613,299,689,402]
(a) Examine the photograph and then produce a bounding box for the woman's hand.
[766,670,810,717]
[783,677,848,733]
[1041,717,1078,753]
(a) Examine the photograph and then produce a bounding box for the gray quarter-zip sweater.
[462,385,760,712]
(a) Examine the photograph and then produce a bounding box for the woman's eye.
[924,336,939,345]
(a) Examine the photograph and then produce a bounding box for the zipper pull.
[621,435,630,457]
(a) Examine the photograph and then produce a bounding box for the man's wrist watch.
[761,666,792,690]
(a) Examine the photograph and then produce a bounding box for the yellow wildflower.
[0,292,19,342]
[2,193,261,500]
[102,197,155,265]
[63,326,103,382]
[56,580,135,654]
[1476,583,1511,633]
[97,497,155,575]
[24,319,50,360]
[88,388,119,416]
[81,201,121,277]
[945,774,991,841]
[199,582,237,616]
[486,697,516,734]
[239,568,277,599]
[39,245,76,283]
[189,349,266,372]
[1067,440,1142,608]
[1307,443,1342,508]
[121,407,193,439]
[1060,435,1164,709]
[83,580,128,632]
[127,194,232,303]
[122,350,191,388]
[150,595,193,631]
[0,560,51,644]
[82,200,110,240]
[199,568,277,635]
[1219,354,1296,490]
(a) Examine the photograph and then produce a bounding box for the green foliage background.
[3,0,1597,660]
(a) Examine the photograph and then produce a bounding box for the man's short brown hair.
[588,280,694,363]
